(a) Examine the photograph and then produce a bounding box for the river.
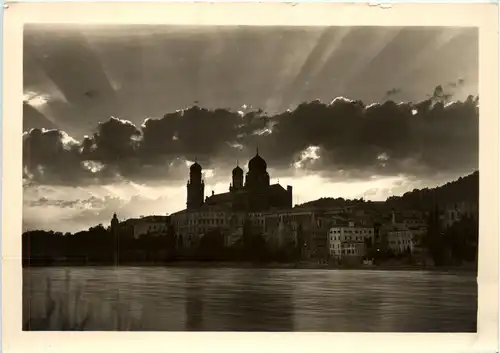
[22,266,477,332]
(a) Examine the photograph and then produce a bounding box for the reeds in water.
[23,270,140,330]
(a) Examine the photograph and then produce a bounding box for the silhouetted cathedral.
[186,150,292,212]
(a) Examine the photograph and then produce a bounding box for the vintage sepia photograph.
[20,22,483,333]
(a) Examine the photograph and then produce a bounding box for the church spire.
[256,145,259,156]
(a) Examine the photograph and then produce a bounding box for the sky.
[22,24,479,232]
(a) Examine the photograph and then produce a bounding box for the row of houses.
[110,201,477,263]
[111,215,171,240]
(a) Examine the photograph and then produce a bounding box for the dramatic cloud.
[23,90,479,187]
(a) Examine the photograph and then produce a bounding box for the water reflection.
[23,267,477,332]
[217,269,294,331]
[185,272,204,331]
[181,269,294,331]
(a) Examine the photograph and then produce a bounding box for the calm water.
[23,267,477,332]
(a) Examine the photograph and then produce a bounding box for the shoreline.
[22,260,477,274]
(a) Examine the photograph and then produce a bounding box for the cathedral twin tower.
[186,158,205,210]
[186,149,292,212]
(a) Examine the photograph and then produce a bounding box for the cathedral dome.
[248,152,267,171]
[190,161,202,173]
[232,165,243,175]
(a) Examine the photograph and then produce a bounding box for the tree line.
[22,220,304,266]
[297,171,479,214]
[386,171,479,212]
[419,207,479,267]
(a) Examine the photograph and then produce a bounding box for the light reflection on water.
[23,267,477,332]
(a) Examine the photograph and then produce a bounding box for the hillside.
[385,171,479,210]
[295,197,365,209]
[295,171,479,211]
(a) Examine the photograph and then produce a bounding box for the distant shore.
[22,260,477,274]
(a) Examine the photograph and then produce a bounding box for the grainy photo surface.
[22,24,479,332]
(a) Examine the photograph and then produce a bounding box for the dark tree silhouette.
[444,215,478,265]
[386,171,478,212]
[198,229,226,260]
[423,204,446,266]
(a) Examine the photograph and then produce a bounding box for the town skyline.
[23,166,478,234]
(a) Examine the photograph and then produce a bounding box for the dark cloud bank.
[23,87,479,187]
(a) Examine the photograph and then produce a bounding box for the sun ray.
[335,27,402,96]
[277,27,352,111]
[263,29,325,113]
[24,45,70,125]
[81,30,123,94]
[26,26,117,115]
[196,27,227,109]
[242,28,296,112]
[392,28,466,90]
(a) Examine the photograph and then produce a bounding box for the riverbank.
[22,260,477,274]
[163,261,478,274]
